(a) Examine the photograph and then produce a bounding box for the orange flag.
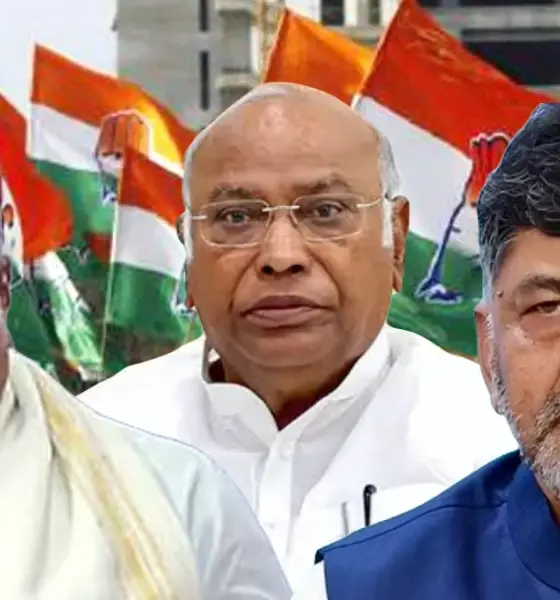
[263,8,374,104]
[354,0,553,357]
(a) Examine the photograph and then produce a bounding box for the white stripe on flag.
[354,95,478,256]
[113,205,186,277]
[30,104,99,172]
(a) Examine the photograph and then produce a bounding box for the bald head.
[182,83,400,260]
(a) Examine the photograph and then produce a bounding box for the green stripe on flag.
[34,160,114,237]
[388,232,481,357]
[106,263,199,343]
[8,276,57,372]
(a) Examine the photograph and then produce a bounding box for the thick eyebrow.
[512,274,560,301]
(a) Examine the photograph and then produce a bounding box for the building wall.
[215,4,257,113]
[117,0,219,130]
[117,0,256,131]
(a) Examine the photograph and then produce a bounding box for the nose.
[255,212,311,277]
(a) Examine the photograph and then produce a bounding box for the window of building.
[460,0,554,5]
[199,51,210,110]
[463,30,560,86]
[199,0,209,31]
[321,0,344,26]
[369,0,381,24]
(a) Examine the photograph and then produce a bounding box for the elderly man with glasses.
[80,83,514,588]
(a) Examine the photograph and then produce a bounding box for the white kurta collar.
[202,327,392,448]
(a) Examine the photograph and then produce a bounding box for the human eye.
[303,197,350,220]
[212,205,253,225]
[524,300,560,316]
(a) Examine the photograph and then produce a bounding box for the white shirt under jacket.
[79,326,516,588]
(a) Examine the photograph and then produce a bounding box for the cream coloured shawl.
[0,350,200,599]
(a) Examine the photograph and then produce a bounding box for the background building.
[115,0,560,131]
[116,0,258,130]
[423,0,560,97]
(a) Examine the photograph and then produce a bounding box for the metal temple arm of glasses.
[357,196,386,208]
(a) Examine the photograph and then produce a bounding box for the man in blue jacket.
[292,102,560,599]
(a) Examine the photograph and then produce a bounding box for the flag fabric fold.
[30,45,194,239]
[354,0,552,356]
[0,94,103,377]
[106,148,195,342]
[263,8,374,104]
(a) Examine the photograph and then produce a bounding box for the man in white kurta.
[80,84,515,587]
[0,276,289,599]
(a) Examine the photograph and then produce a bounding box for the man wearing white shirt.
[80,83,515,587]
[0,258,288,600]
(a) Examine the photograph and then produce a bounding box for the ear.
[474,302,500,413]
[391,196,409,293]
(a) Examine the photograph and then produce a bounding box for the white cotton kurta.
[80,326,516,588]
[106,419,291,600]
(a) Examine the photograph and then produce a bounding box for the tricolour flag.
[0,171,55,373]
[106,148,197,342]
[30,44,194,241]
[0,94,105,378]
[263,8,374,104]
[29,46,195,372]
[354,0,552,356]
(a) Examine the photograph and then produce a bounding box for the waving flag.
[30,45,193,241]
[263,8,374,104]
[106,149,198,342]
[0,95,105,378]
[0,170,55,372]
[354,0,552,356]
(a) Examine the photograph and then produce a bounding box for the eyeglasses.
[186,193,384,249]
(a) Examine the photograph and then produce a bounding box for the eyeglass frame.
[182,192,390,250]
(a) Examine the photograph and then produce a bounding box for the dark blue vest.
[317,452,560,599]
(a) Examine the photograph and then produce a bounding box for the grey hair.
[478,103,560,300]
[182,82,400,263]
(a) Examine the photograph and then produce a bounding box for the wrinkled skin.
[476,229,560,520]
[188,90,408,424]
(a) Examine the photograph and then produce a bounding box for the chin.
[237,329,334,369]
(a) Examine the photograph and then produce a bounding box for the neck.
[542,485,560,525]
[213,358,358,429]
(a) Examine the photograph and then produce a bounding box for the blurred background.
[0,0,557,392]
[2,0,557,125]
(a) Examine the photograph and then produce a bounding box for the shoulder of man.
[316,452,520,586]
[111,421,291,600]
[78,336,206,416]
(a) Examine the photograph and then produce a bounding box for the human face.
[476,229,560,497]
[188,97,408,372]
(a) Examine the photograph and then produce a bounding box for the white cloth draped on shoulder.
[0,349,200,600]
